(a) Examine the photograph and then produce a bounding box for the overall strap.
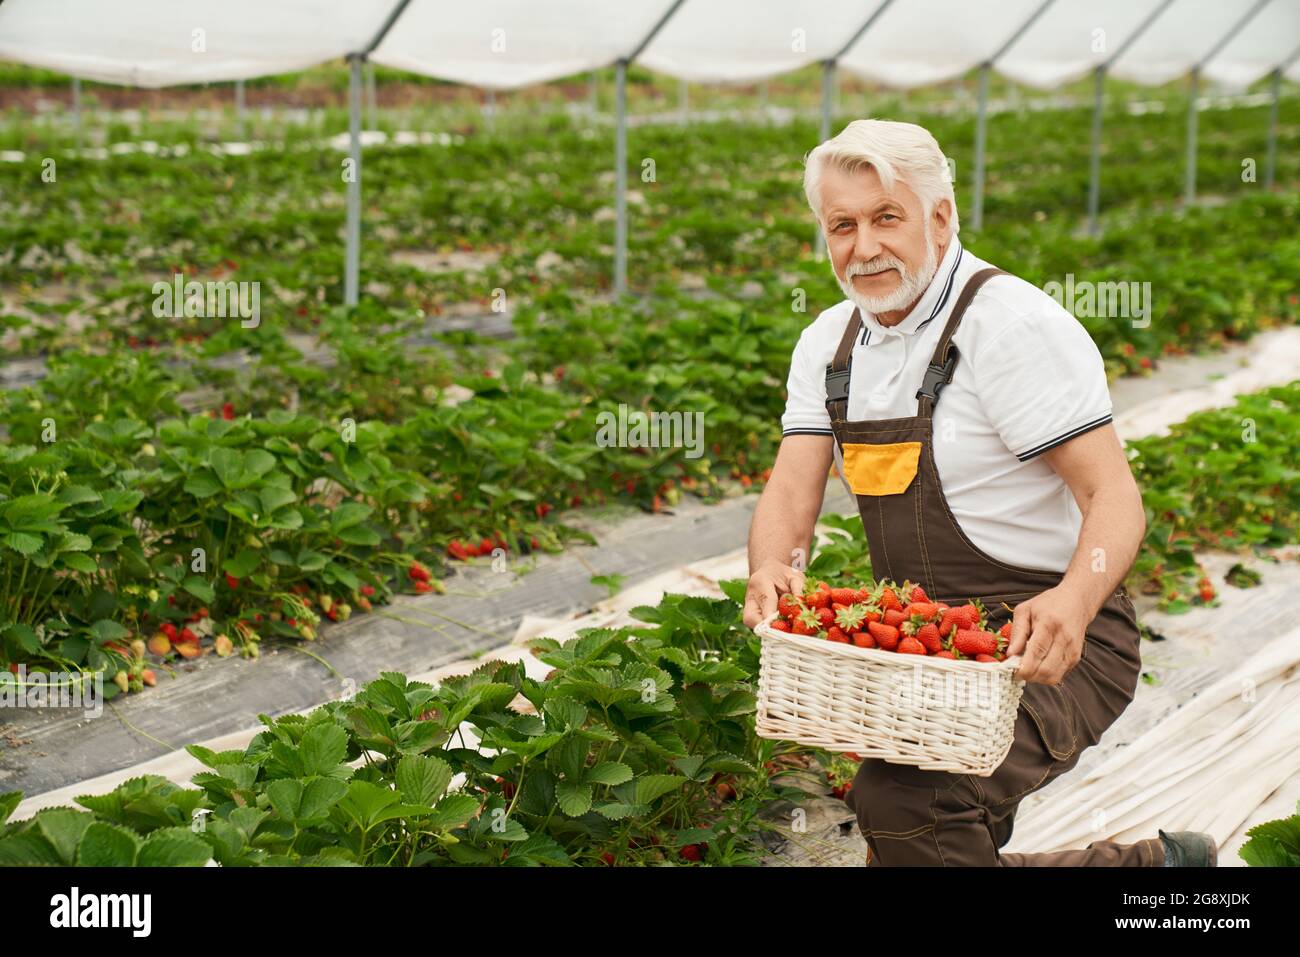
[915,266,1007,418]
[824,307,863,423]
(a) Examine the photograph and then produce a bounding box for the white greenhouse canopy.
[1,0,1297,90]
[2,0,1296,301]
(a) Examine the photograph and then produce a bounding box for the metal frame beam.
[971,0,1057,231]
[1185,0,1272,205]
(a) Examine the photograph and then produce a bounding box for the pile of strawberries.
[769,578,1012,663]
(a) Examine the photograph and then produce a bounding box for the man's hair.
[803,119,959,235]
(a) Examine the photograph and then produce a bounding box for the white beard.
[835,222,939,318]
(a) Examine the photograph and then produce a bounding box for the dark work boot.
[1158,829,1218,867]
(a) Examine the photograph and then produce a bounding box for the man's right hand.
[742,560,807,629]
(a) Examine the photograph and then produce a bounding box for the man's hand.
[1005,584,1093,685]
[743,560,807,629]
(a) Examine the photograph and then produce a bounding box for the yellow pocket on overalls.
[841,442,922,496]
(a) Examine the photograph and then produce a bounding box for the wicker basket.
[754,613,1025,777]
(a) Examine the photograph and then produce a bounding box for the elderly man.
[743,119,1215,867]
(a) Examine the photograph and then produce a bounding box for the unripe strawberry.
[147,634,171,656]
[335,602,352,621]
[176,642,203,660]
[112,670,130,693]
[318,593,334,613]
[141,668,157,687]
[129,638,146,658]
[356,596,372,612]
[214,634,234,657]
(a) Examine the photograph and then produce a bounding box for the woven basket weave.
[754,613,1025,777]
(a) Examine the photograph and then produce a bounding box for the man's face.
[819,163,948,319]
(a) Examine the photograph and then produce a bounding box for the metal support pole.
[678,77,688,123]
[366,61,377,129]
[972,63,990,231]
[814,59,836,258]
[71,76,81,146]
[1086,66,1105,236]
[1264,67,1280,190]
[614,60,628,295]
[1184,67,1199,205]
[1085,0,1177,232]
[344,56,363,307]
[610,0,689,293]
[235,78,246,139]
[1186,0,1271,206]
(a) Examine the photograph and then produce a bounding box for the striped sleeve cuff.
[1015,414,1113,461]
[782,428,834,437]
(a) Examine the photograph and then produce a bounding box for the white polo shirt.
[780,237,1113,573]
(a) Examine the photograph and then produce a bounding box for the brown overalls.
[828,268,1162,867]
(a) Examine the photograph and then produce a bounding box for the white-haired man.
[743,119,1216,867]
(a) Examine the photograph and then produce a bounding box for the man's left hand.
[1004,585,1093,685]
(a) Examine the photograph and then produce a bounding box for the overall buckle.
[916,345,960,404]
[825,363,851,403]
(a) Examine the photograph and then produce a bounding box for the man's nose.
[853,223,883,263]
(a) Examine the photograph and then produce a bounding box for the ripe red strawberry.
[909,584,929,603]
[815,606,834,629]
[360,584,376,597]
[953,604,982,628]
[934,650,957,659]
[177,627,199,645]
[975,654,998,663]
[999,621,1013,640]
[448,540,468,560]
[915,622,942,654]
[803,581,832,609]
[854,586,873,603]
[225,573,239,589]
[906,601,939,620]
[478,538,494,556]
[679,844,704,862]
[409,562,431,582]
[160,622,178,641]
[834,602,868,633]
[867,621,900,651]
[771,619,792,633]
[898,636,926,655]
[221,402,235,420]
[883,608,906,629]
[851,630,875,648]
[876,585,902,612]
[826,626,850,643]
[830,587,858,606]
[792,607,822,636]
[413,581,433,594]
[954,628,998,657]
[600,851,616,866]
[862,607,882,624]
[777,593,803,620]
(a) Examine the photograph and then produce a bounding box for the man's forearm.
[1057,483,1145,620]
[748,482,817,576]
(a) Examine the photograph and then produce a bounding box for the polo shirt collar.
[858,237,965,342]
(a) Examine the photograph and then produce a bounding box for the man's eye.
[879,213,899,223]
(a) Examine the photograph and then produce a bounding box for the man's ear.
[931,198,953,242]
